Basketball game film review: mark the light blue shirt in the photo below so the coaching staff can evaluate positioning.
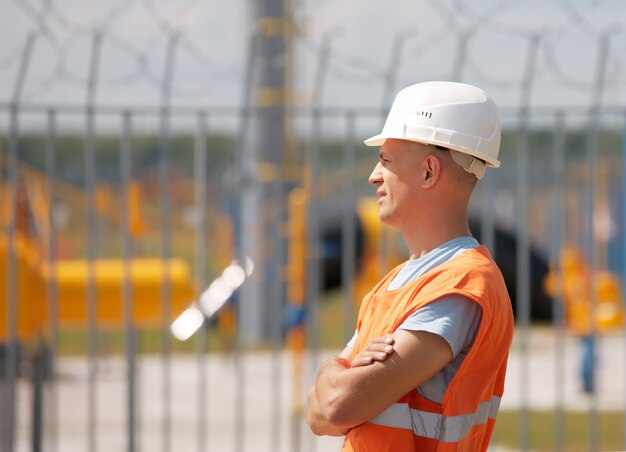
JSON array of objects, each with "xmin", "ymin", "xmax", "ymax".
[{"xmin": 347, "ymin": 236, "xmax": 483, "ymax": 404}]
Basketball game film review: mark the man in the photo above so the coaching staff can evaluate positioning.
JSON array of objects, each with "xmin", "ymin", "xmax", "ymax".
[{"xmin": 307, "ymin": 81, "xmax": 514, "ymax": 451}]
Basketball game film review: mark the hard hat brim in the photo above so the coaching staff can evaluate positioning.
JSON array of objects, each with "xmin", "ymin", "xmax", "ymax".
[{"xmin": 363, "ymin": 134, "xmax": 386, "ymax": 147}]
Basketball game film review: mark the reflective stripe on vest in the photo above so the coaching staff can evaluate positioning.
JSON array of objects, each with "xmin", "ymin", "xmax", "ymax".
[{"xmin": 368, "ymin": 395, "xmax": 502, "ymax": 442}]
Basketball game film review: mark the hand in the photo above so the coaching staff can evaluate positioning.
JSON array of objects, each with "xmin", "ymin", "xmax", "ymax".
[{"xmin": 350, "ymin": 335, "xmax": 395, "ymax": 367}]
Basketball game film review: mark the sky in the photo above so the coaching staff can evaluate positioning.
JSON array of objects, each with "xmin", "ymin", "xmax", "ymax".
[{"xmin": 1, "ymin": 0, "xmax": 626, "ymax": 129}]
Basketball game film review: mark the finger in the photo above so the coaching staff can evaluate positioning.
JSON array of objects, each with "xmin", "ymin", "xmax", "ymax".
[
  {"xmin": 369, "ymin": 335, "xmax": 394, "ymax": 345},
  {"xmin": 352, "ymin": 351, "xmax": 390, "ymax": 366},
  {"xmin": 362, "ymin": 343, "xmax": 391, "ymax": 354},
  {"xmin": 364, "ymin": 340, "xmax": 396, "ymax": 355},
  {"xmin": 350, "ymin": 355, "xmax": 373, "ymax": 367}
]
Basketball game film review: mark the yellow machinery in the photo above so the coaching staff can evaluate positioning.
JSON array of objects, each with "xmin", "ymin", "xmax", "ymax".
[
  {"xmin": 0, "ymin": 157, "xmax": 196, "ymax": 344},
  {"xmin": 49, "ymin": 258, "xmax": 194, "ymax": 328},
  {"xmin": 0, "ymin": 233, "xmax": 196, "ymax": 343},
  {"xmin": 544, "ymin": 247, "xmax": 624, "ymax": 334}
]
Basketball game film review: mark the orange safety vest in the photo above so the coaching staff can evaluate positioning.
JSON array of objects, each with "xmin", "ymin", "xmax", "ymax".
[{"xmin": 343, "ymin": 246, "xmax": 514, "ymax": 452}]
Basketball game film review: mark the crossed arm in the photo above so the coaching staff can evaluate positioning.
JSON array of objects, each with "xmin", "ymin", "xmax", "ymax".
[{"xmin": 306, "ymin": 329, "xmax": 454, "ymax": 436}]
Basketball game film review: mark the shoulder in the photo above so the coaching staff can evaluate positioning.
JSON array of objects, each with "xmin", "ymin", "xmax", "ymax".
[{"xmin": 430, "ymin": 246, "xmax": 508, "ymax": 299}]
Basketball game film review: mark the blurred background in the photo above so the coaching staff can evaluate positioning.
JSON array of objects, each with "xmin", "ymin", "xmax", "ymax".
[{"xmin": 1, "ymin": 0, "xmax": 626, "ymax": 451}]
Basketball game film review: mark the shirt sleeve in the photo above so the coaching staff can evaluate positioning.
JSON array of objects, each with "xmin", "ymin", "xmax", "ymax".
[
  {"xmin": 397, "ymin": 295, "xmax": 482, "ymax": 358},
  {"xmin": 346, "ymin": 330, "xmax": 357, "ymax": 349}
]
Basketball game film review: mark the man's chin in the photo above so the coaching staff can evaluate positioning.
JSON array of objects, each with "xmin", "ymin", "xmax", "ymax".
[
  {"xmin": 378, "ymin": 213, "xmax": 393, "ymax": 226},
  {"xmin": 378, "ymin": 211, "xmax": 402, "ymax": 230}
]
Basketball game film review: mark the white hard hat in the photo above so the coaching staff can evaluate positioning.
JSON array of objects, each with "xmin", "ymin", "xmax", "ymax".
[{"xmin": 364, "ymin": 81, "xmax": 501, "ymax": 179}]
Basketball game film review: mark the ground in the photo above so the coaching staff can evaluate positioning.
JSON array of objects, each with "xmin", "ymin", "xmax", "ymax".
[{"xmin": 12, "ymin": 326, "xmax": 626, "ymax": 451}]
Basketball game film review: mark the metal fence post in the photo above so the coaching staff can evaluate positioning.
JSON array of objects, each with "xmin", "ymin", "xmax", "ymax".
[
  {"xmin": 341, "ymin": 111, "xmax": 357, "ymax": 344},
  {"xmin": 622, "ymin": 108, "xmax": 626, "ymax": 452},
  {"xmin": 120, "ymin": 110, "xmax": 137, "ymax": 452},
  {"xmin": 84, "ymin": 30, "xmax": 103, "ymax": 452},
  {"xmin": 2, "ymin": 102, "xmax": 19, "ymax": 452},
  {"xmin": 159, "ymin": 31, "xmax": 180, "ymax": 452},
  {"xmin": 44, "ymin": 107, "xmax": 59, "ymax": 452},
  {"xmin": 304, "ymin": 108, "xmax": 322, "ymax": 452},
  {"xmin": 516, "ymin": 34, "xmax": 540, "ymax": 452},
  {"xmin": 550, "ymin": 110, "xmax": 566, "ymax": 452},
  {"xmin": 194, "ymin": 111, "xmax": 208, "ymax": 452}
]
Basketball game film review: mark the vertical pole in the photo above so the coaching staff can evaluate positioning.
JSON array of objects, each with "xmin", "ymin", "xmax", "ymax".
[
  {"xmin": 45, "ymin": 108, "xmax": 59, "ymax": 452},
  {"xmin": 304, "ymin": 109, "xmax": 321, "ymax": 452},
  {"xmin": 287, "ymin": 187, "xmax": 307, "ymax": 452},
  {"xmin": 266, "ymin": 88, "xmax": 286, "ymax": 452},
  {"xmin": 311, "ymin": 33, "xmax": 333, "ymax": 110},
  {"xmin": 247, "ymin": 0, "xmax": 291, "ymax": 343},
  {"xmin": 159, "ymin": 31, "xmax": 179, "ymax": 452},
  {"xmin": 306, "ymin": 108, "xmax": 321, "ymax": 364},
  {"xmin": 586, "ymin": 108, "xmax": 600, "ymax": 452},
  {"xmin": 194, "ymin": 112, "xmax": 208, "ymax": 452},
  {"xmin": 551, "ymin": 111, "xmax": 566, "ymax": 452},
  {"xmin": 516, "ymin": 33, "xmax": 540, "ymax": 452},
  {"xmin": 622, "ymin": 109, "xmax": 626, "ymax": 452},
  {"xmin": 120, "ymin": 110, "xmax": 137, "ymax": 452},
  {"xmin": 586, "ymin": 32, "xmax": 610, "ymax": 452},
  {"xmin": 2, "ymin": 29, "xmax": 37, "ymax": 452},
  {"xmin": 381, "ymin": 30, "xmax": 412, "ymax": 110},
  {"xmin": 301, "ymin": 26, "xmax": 331, "ymax": 452},
  {"xmin": 515, "ymin": 108, "xmax": 531, "ymax": 452},
  {"xmin": 234, "ymin": 29, "xmax": 259, "ymax": 452},
  {"xmin": 11, "ymin": 32, "xmax": 37, "ymax": 104},
  {"xmin": 32, "ymin": 339, "xmax": 44, "ymax": 452},
  {"xmin": 451, "ymin": 29, "xmax": 472, "ymax": 82},
  {"xmin": 341, "ymin": 112, "xmax": 357, "ymax": 344},
  {"xmin": 3, "ymin": 103, "xmax": 19, "ymax": 452},
  {"xmin": 84, "ymin": 31, "xmax": 103, "ymax": 452},
  {"xmin": 269, "ymin": 138, "xmax": 284, "ymax": 452}
]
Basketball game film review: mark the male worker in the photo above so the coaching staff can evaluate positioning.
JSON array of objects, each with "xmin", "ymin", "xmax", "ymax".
[{"xmin": 307, "ymin": 81, "xmax": 514, "ymax": 451}]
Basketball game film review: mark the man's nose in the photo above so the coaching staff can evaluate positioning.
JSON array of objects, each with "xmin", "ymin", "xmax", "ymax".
[{"xmin": 368, "ymin": 162, "xmax": 382, "ymax": 185}]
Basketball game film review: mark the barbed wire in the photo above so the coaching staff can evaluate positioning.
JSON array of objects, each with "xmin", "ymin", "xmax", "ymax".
[
  {"xmin": 448, "ymin": 0, "xmax": 532, "ymax": 37},
  {"xmin": 0, "ymin": 44, "xmax": 26, "ymax": 74},
  {"xmin": 541, "ymin": 38, "xmax": 592, "ymax": 92},
  {"xmin": 142, "ymin": 0, "xmax": 202, "ymax": 35},
  {"xmin": 557, "ymin": 0, "xmax": 601, "ymax": 36},
  {"xmin": 406, "ymin": 1, "xmax": 456, "ymax": 58},
  {"xmin": 463, "ymin": 53, "xmax": 521, "ymax": 90},
  {"xmin": 12, "ymin": 0, "xmax": 54, "ymax": 36},
  {"xmin": 13, "ymin": 0, "xmax": 246, "ymax": 103},
  {"xmin": 2, "ymin": 0, "xmax": 626, "ymax": 107},
  {"xmin": 298, "ymin": 33, "xmax": 387, "ymax": 85}
]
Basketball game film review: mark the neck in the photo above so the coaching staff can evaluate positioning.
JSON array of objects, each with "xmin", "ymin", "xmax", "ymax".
[{"xmin": 401, "ymin": 208, "xmax": 472, "ymax": 259}]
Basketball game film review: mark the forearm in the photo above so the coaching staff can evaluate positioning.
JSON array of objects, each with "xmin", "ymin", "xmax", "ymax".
[
  {"xmin": 313, "ymin": 356, "xmax": 370, "ymax": 428},
  {"xmin": 312, "ymin": 330, "xmax": 453, "ymax": 428},
  {"xmin": 306, "ymin": 348, "xmax": 356, "ymax": 436},
  {"xmin": 306, "ymin": 384, "xmax": 350, "ymax": 436}
]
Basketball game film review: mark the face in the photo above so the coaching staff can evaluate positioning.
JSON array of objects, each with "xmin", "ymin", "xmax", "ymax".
[{"xmin": 368, "ymin": 139, "xmax": 429, "ymax": 228}]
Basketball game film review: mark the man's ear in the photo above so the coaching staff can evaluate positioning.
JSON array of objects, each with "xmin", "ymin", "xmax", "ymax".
[{"xmin": 422, "ymin": 155, "xmax": 441, "ymax": 188}]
